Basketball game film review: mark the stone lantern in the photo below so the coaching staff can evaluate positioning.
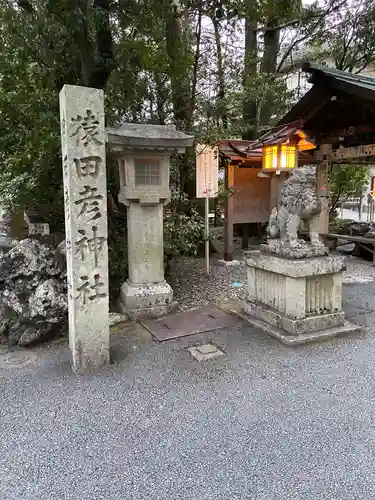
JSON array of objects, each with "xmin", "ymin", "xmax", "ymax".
[{"xmin": 107, "ymin": 123, "xmax": 194, "ymax": 319}]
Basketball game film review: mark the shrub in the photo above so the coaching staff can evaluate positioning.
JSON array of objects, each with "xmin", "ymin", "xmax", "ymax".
[{"xmin": 164, "ymin": 208, "xmax": 206, "ymax": 257}]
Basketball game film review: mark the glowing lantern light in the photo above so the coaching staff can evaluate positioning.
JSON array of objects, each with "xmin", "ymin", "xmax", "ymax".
[
  {"xmin": 262, "ymin": 143, "xmax": 298, "ymax": 172},
  {"xmin": 255, "ymin": 126, "xmax": 316, "ymax": 174}
]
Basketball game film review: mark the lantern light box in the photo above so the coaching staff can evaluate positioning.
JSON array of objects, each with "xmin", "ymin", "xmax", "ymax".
[
  {"xmin": 262, "ymin": 129, "xmax": 315, "ymax": 173},
  {"xmin": 245, "ymin": 123, "xmax": 316, "ymax": 174}
]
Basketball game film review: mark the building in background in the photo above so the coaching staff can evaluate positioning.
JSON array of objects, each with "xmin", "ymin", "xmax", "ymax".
[{"xmin": 282, "ymin": 48, "xmax": 375, "ymax": 219}]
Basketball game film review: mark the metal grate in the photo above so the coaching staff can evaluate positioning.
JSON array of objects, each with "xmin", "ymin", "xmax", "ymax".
[
  {"xmin": 134, "ymin": 159, "xmax": 160, "ymax": 186},
  {"xmin": 141, "ymin": 305, "xmax": 242, "ymax": 341}
]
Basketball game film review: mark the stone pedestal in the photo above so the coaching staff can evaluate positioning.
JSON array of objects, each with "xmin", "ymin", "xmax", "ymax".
[{"xmin": 244, "ymin": 251, "xmax": 360, "ymax": 345}]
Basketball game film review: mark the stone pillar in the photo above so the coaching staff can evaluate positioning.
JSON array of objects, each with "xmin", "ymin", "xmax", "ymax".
[
  {"xmin": 120, "ymin": 201, "xmax": 173, "ymax": 319},
  {"xmin": 59, "ymin": 85, "xmax": 109, "ymax": 372},
  {"xmin": 316, "ymin": 144, "xmax": 332, "ymax": 234},
  {"xmin": 127, "ymin": 204, "xmax": 164, "ymax": 284}
]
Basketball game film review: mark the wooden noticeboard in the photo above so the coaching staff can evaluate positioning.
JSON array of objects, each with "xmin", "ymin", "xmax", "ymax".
[
  {"xmin": 196, "ymin": 144, "xmax": 219, "ymax": 198},
  {"xmin": 195, "ymin": 144, "xmax": 219, "ymax": 276}
]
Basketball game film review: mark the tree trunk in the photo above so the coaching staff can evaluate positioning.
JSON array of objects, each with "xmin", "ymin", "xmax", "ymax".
[
  {"xmin": 212, "ymin": 16, "xmax": 227, "ymax": 130},
  {"xmin": 90, "ymin": 0, "xmax": 114, "ymax": 89},
  {"xmin": 165, "ymin": 6, "xmax": 191, "ymax": 132},
  {"xmin": 243, "ymin": 18, "xmax": 258, "ymax": 139},
  {"xmin": 73, "ymin": 1, "xmax": 94, "ymax": 86},
  {"xmin": 165, "ymin": 3, "xmax": 201, "ymax": 196},
  {"xmin": 49, "ymin": 0, "xmax": 114, "ymax": 90},
  {"xmin": 155, "ymin": 73, "xmax": 168, "ymax": 125},
  {"xmin": 258, "ymin": 19, "xmax": 280, "ymax": 128}
]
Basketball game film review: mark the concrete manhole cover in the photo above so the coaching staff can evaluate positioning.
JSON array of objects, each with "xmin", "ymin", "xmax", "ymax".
[
  {"xmin": 0, "ymin": 351, "xmax": 39, "ymax": 369},
  {"xmin": 188, "ymin": 343, "xmax": 225, "ymax": 362}
]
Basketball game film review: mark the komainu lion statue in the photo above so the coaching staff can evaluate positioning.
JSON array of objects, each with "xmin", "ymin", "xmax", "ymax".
[{"xmin": 267, "ymin": 165, "xmax": 326, "ymax": 253}]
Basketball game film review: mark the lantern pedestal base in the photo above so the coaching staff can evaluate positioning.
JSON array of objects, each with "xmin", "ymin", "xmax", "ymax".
[{"xmin": 119, "ymin": 280, "xmax": 175, "ymax": 320}]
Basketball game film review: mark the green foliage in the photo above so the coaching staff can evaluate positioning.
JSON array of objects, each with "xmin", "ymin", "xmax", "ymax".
[
  {"xmin": 0, "ymin": 16, "xmax": 64, "ymax": 227},
  {"xmin": 329, "ymin": 218, "xmax": 356, "ymax": 234},
  {"xmin": 1, "ymin": 0, "xmax": 375, "ymax": 283},
  {"xmin": 164, "ymin": 208, "xmax": 206, "ymax": 257},
  {"xmin": 257, "ymin": 0, "xmax": 302, "ymax": 24},
  {"xmin": 108, "ymin": 231, "xmax": 128, "ymax": 300},
  {"xmin": 329, "ymin": 164, "xmax": 369, "ymax": 214},
  {"xmin": 217, "ymin": 185, "xmax": 237, "ymax": 202}
]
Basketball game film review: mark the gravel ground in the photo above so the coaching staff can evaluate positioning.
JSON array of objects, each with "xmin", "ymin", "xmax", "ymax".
[
  {"xmin": 1, "ymin": 280, "xmax": 375, "ymax": 500},
  {"xmin": 3, "ymin": 234, "xmax": 375, "ymax": 499},
  {"xmin": 168, "ymin": 235, "xmax": 375, "ymax": 311}
]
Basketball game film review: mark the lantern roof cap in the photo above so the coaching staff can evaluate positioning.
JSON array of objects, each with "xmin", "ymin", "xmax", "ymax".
[
  {"xmin": 106, "ymin": 122, "xmax": 194, "ymax": 151},
  {"xmin": 246, "ymin": 120, "xmax": 316, "ymax": 153}
]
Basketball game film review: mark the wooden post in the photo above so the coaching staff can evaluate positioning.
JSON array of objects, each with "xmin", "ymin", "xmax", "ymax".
[
  {"xmin": 204, "ymin": 196, "xmax": 210, "ymax": 275},
  {"xmin": 224, "ymin": 163, "xmax": 234, "ymax": 261},
  {"xmin": 316, "ymin": 144, "xmax": 332, "ymax": 234},
  {"xmin": 241, "ymin": 223, "xmax": 249, "ymax": 250},
  {"xmin": 270, "ymin": 172, "xmax": 285, "ymax": 210}
]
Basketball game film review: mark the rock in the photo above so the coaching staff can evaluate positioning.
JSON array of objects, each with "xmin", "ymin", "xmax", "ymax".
[
  {"xmin": 28, "ymin": 232, "xmax": 65, "ymax": 249},
  {"xmin": 349, "ymin": 222, "xmax": 372, "ymax": 236},
  {"xmin": 28, "ymin": 279, "xmax": 67, "ymax": 321},
  {"xmin": 0, "ymin": 234, "xmax": 18, "ymax": 252},
  {"xmin": 0, "ymin": 238, "xmax": 68, "ymax": 347},
  {"xmin": 352, "ymin": 229, "xmax": 375, "ymax": 260},
  {"xmin": 56, "ymin": 240, "xmax": 66, "ymax": 257},
  {"xmin": 0, "ymin": 239, "xmax": 63, "ymax": 283},
  {"xmin": 336, "ymin": 243, "xmax": 356, "ymax": 255},
  {"xmin": 109, "ymin": 312, "xmax": 129, "ymax": 327},
  {"xmin": 7, "ymin": 322, "xmax": 28, "ymax": 346},
  {"xmin": 18, "ymin": 321, "xmax": 66, "ymax": 347}
]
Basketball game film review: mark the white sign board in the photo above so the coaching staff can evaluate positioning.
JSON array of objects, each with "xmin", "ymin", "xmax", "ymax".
[{"xmin": 196, "ymin": 144, "xmax": 219, "ymax": 198}]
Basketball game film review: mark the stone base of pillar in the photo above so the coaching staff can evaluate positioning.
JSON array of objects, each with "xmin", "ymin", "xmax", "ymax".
[
  {"xmin": 243, "ymin": 251, "xmax": 360, "ymax": 345},
  {"xmin": 119, "ymin": 280, "xmax": 175, "ymax": 320},
  {"xmin": 72, "ymin": 341, "xmax": 110, "ymax": 373}
]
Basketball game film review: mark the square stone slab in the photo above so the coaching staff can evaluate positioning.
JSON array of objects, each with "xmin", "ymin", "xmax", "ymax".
[
  {"xmin": 242, "ymin": 313, "xmax": 361, "ymax": 346},
  {"xmin": 188, "ymin": 344, "xmax": 225, "ymax": 362},
  {"xmin": 141, "ymin": 305, "xmax": 241, "ymax": 341},
  {"xmin": 196, "ymin": 344, "xmax": 217, "ymax": 354}
]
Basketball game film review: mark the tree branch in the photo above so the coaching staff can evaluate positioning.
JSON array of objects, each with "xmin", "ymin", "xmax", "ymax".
[
  {"xmin": 277, "ymin": 15, "xmax": 325, "ymax": 72},
  {"xmin": 17, "ymin": 0, "xmax": 33, "ymax": 13},
  {"xmin": 277, "ymin": 18, "xmax": 348, "ymax": 74},
  {"xmin": 257, "ymin": 0, "xmax": 347, "ymax": 33}
]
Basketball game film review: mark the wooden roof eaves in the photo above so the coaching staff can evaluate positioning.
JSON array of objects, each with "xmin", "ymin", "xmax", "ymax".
[
  {"xmin": 304, "ymin": 62, "xmax": 375, "ymax": 89},
  {"xmin": 325, "ymin": 76, "xmax": 375, "ymax": 104},
  {"xmin": 228, "ymin": 140, "xmax": 248, "ymax": 157},
  {"xmin": 278, "ymin": 85, "xmax": 332, "ymax": 125}
]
